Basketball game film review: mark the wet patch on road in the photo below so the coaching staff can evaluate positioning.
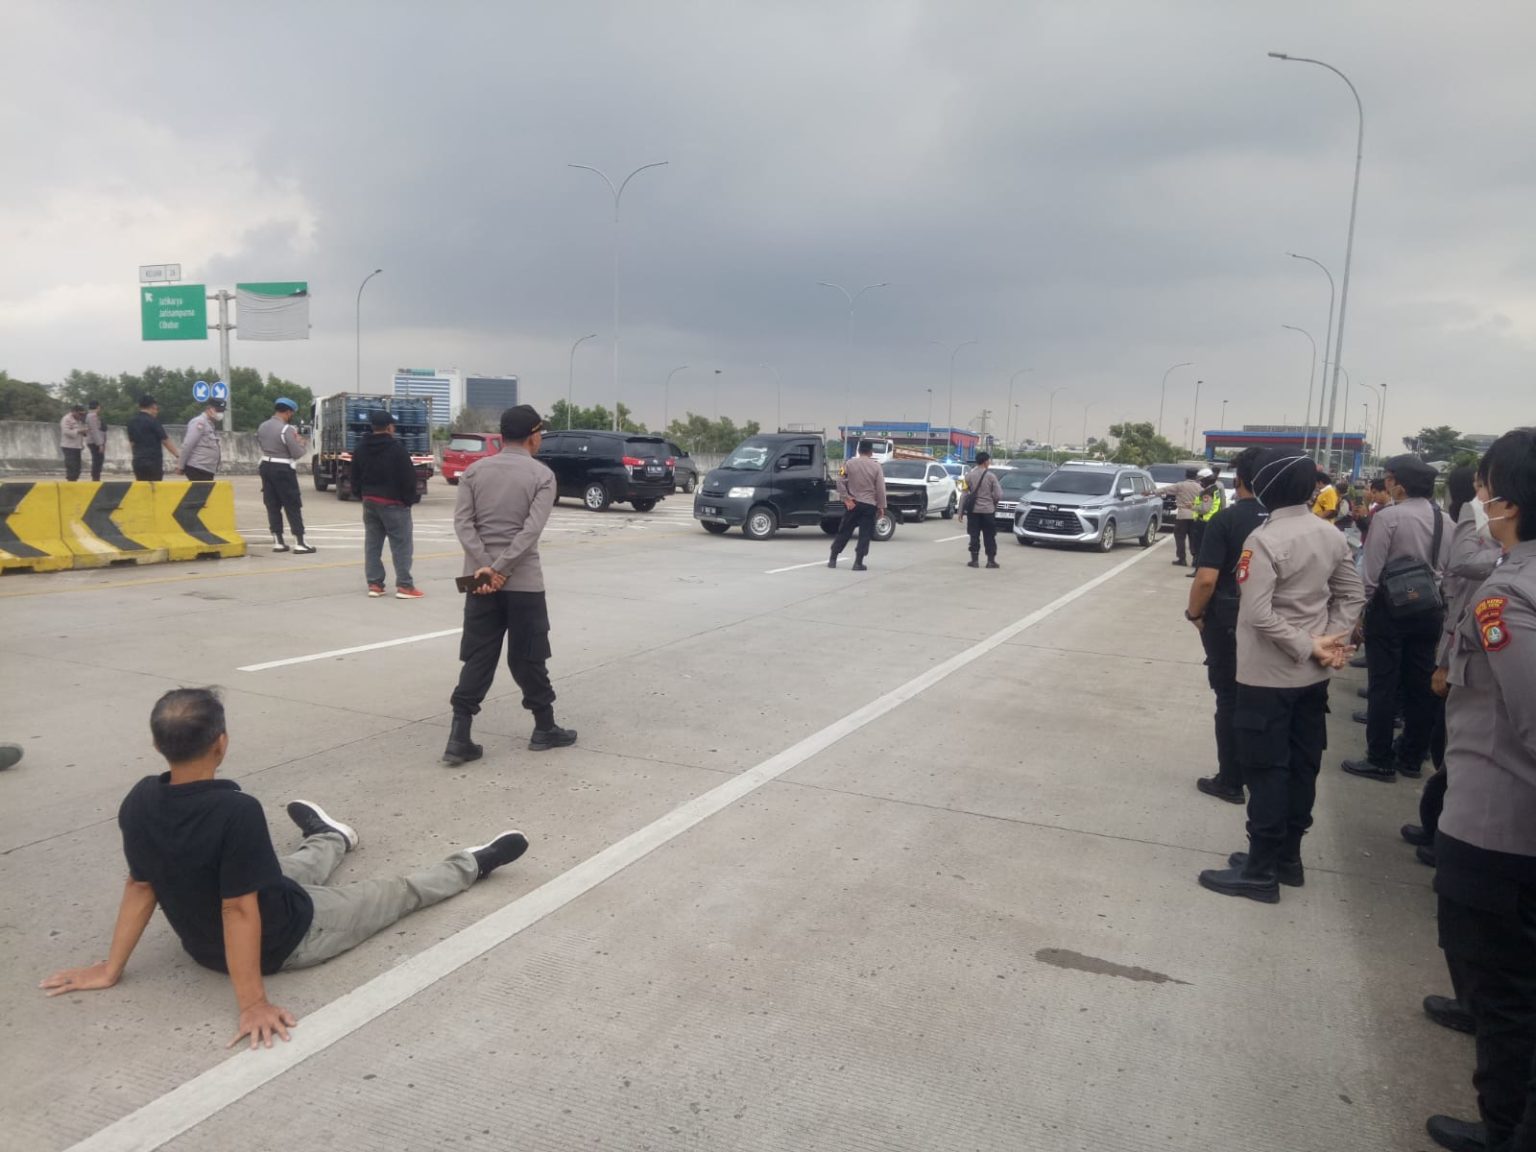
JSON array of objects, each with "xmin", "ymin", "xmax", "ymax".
[{"xmin": 1035, "ymin": 947, "xmax": 1189, "ymax": 985}]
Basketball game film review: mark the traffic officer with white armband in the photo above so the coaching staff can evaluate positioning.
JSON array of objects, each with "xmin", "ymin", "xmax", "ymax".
[
  {"xmin": 1198, "ymin": 451, "xmax": 1365, "ymax": 904},
  {"xmin": 256, "ymin": 398, "xmax": 312, "ymax": 553},
  {"xmin": 1427, "ymin": 428, "xmax": 1536, "ymax": 1152}
]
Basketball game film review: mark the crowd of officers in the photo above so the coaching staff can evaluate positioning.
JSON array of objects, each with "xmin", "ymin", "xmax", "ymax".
[{"xmin": 1182, "ymin": 431, "xmax": 1536, "ymax": 1152}]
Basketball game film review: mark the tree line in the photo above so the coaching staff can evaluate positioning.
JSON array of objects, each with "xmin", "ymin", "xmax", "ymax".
[{"xmin": 0, "ymin": 367, "xmax": 313, "ymax": 431}]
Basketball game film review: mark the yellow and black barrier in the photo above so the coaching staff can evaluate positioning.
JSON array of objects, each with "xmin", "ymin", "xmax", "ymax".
[
  {"xmin": 0, "ymin": 480, "xmax": 246, "ymax": 574},
  {"xmin": 0, "ymin": 482, "xmax": 75, "ymax": 573}
]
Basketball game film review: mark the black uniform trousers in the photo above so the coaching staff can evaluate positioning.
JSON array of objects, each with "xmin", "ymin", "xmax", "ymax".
[
  {"xmin": 1363, "ymin": 601, "xmax": 1442, "ymax": 769},
  {"xmin": 450, "ymin": 590, "xmax": 557, "ymax": 729},
  {"xmin": 967, "ymin": 512, "xmax": 998, "ymax": 559},
  {"xmin": 132, "ymin": 459, "xmax": 164, "ymax": 481},
  {"xmin": 1235, "ymin": 680, "xmax": 1329, "ymax": 873},
  {"xmin": 1189, "ymin": 518, "xmax": 1208, "ymax": 563},
  {"xmin": 1200, "ymin": 618, "xmax": 1241, "ymax": 792},
  {"xmin": 830, "ymin": 502, "xmax": 877, "ymax": 563},
  {"xmin": 183, "ymin": 466, "xmax": 216, "ymax": 482},
  {"xmin": 88, "ymin": 444, "xmax": 104, "ymax": 481},
  {"xmin": 259, "ymin": 461, "xmax": 306, "ymax": 540},
  {"xmin": 1437, "ymin": 835, "xmax": 1536, "ymax": 1151},
  {"xmin": 1172, "ymin": 518, "xmax": 1193, "ymax": 564},
  {"xmin": 61, "ymin": 447, "xmax": 82, "ymax": 481}
]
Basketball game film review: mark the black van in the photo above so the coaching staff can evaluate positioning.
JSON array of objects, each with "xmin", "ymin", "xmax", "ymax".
[
  {"xmin": 537, "ymin": 431, "xmax": 674, "ymax": 511},
  {"xmin": 694, "ymin": 434, "xmax": 896, "ymax": 541}
]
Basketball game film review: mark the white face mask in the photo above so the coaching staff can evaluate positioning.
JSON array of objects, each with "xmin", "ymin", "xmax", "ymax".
[{"xmin": 1478, "ymin": 497, "xmax": 1516, "ymax": 545}]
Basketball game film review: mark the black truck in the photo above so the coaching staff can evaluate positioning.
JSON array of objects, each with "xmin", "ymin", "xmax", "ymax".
[{"xmin": 693, "ymin": 433, "xmax": 897, "ymax": 542}]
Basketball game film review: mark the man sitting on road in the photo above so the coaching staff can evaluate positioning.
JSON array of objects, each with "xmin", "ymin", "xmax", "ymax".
[
  {"xmin": 828, "ymin": 440, "xmax": 887, "ymax": 572},
  {"xmin": 40, "ymin": 687, "xmax": 529, "ymax": 1049}
]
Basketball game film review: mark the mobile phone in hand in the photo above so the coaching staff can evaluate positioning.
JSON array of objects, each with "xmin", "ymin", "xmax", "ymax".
[{"xmin": 455, "ymin": 573, "xmax": 493, "ymax": 593}]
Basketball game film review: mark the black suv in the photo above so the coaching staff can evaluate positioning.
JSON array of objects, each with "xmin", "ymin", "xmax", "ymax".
[
  {"xmin": 537, "ymin": 431, "xmax": 675, "ymax": 511},
  {"xmin": 666, "ymin": 441, "xmax": 700, "ymax": 494}
]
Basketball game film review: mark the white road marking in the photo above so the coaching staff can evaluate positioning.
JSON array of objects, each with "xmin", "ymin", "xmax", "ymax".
[
  {"xmin": 237, "ymin": 629, "xmax": 463, "ymax": 672},
  {"xmin": 932, "ymin": 533, "xmax": 969, "ymax": 543},
  {"xmin": 65, "ymin": 542, "xmax": 1162, "ymax": 1152},
  {"xmin": 765, "ymin": 560, "xmax": 833, "ymax": 574}
]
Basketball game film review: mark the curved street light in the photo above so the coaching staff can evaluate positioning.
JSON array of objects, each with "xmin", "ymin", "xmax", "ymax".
[
  {"xmin": 1271, "ymin": 53, "xmax": 1364, "ymax": 478},
  {"xmin": 355, "ymin": 268, "xmax": 384, "ymax": 392},
  {"xmin": 567, "ymin": 333, "xmax": 599, "ymax": 428},
  {"xmin": 1287, "ymin": 254, "xmax": 1335, "ymax": 455},
  {"xmin": 569, "ymin": 161, "xmax": 670, "ymax": 430},
  {"xmin": 818, "ymin": 281, "xmax": 889, "ymax": 443},
  {"xmin": 1158, "ymin": 361, "xmax": 1191, "ymax": 437},
  {"xmin": 1357, "ymin": 381, "xmax": 1379, "ymax": 466},
  {"xmin": 1281, "ymin": 324, "xmax": 1318, "ymax": 455},
  {"xmin": 1006, "ymin": 368, "xmax": 1032, "ymax": 450},
  {"xmin": 929, "ymin": 339, "xmax": 979, "ymax": 456},
  {"xmin": 663, "ymin": 364, "xmax": 689, "ymax": 433}
]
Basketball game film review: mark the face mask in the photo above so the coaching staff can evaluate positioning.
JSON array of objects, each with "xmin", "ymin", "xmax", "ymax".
[{"xmin": 1473, "ymin": 497, "xmax": 1493, "ymax": 541}]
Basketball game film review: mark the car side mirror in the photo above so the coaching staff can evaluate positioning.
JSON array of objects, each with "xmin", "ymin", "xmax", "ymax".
[{"xmin": 1030, "ymin": 481, "xmax": 1041, "ymax": 489}]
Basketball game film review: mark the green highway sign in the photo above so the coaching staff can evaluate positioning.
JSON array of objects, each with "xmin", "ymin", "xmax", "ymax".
[{"xmin": 140, "ymin": 284, "xmax": 208, "ymax": 341}]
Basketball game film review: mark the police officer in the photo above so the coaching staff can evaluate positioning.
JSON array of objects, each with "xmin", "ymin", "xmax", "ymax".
[
  {"xmin": 1198, "ymin": 451, "xmax": 1365, "ymax": 903},
  {"xmin": 964, "ymin": 451, "xmax": 1003, "ymax": 569},
  {"xmin": 256, "ymin": 398, "xmax": 313, "ymax": 553},
  {"xmin": 85, "ymin": 400, "xmax": 107, "ymax": 482},
  {"xmin": 828, "ymin": 440, "xmax": 887, "ymax": 572},
  {"xmin": 1187, "ymin": 466, "xmax": 1226, "ymax": 578},
  {"xmin": 1159, "ymin": 467, "xmax": 1202, "ymax": 567},
  {"xmin": 180, "ymin": 398, "xmax": 225, "ymax": 481},
  {"xmin": 1342, "ymin": 454, "xmax": 1450, "ymax": 782},
  {"xmin": 1427, "ymin": 428, "xmax": 1536, "ymax": 1152},
  {"xmin": 1185, "ymin": 448, "xmax": 1267, "ymax": 804},
  {"xmin": 443, "ymin": 404, "xmax": 575, "ymax": 765},
  {"xmin": 59, "ymin": 403, "xmax": 88, "ymax": 481}
]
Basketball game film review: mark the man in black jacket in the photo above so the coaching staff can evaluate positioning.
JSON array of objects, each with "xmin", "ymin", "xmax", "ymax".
[{"xmin": 351, "ymin": 409, "xmax": 422, "ymax": 599}]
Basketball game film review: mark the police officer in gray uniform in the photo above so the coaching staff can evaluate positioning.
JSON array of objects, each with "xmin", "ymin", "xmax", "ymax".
[
  {"xmin": 1198, "ymin": 451, "xmax": 1365, "ymax": 903},
  {"xmin": 1427, "ymin": 428, "xmax": 1536, "ymax": 1152},
  {"xmin": 828, "ymin": 440, "xmax": 887, "ymax": 571},
  {"xmin": 443, "ymin": 405, "xmax": 575, "ymax": 765},
  {"xmin": 180, "ymin": 398, "xmax": 225, "ymax": 481},
  {"xmin": 256, "ymin": 398, "xmax": 312, "ymax": 553}
]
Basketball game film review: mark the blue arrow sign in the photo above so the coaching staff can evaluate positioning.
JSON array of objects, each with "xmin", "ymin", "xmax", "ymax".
[
  {"xmin": 211, "ymin": 380, "xmax": 228, "ymax": 400},
  {"xmin": 192, "ymin": 379, "xmax": 210, "ymax": 402}
]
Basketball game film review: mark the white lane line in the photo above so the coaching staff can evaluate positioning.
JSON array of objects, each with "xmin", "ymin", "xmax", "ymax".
[
  {"xmin": 932, "ymin": 533, "xmax": 968, "ymax": 543},
  {"xmin": 765, "ymin": 560, "xmax": 833, "ymax": 574},
  {"xmin": 238, "ymin": 629, "xmax": 463, "ymax": 672},
  {"xmin": 66, "ymin": 542, "xmax": 1162, "ymax": 1152}
]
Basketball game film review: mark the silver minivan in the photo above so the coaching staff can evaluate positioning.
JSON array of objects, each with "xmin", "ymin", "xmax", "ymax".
[{"xmin": 1014, "ymin": 463, "xmax": 1162, "ymax": 551}]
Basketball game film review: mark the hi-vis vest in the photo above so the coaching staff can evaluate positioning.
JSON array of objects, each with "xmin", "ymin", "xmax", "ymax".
[{"xmin": 1195, "ymin": 485, "xmax": 1225, "ymax": 522}]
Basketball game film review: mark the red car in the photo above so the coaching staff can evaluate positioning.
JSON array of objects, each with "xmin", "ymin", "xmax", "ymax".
[{"xmin": 441, "ymin": 433, "xmax": 504, "ymax": 484}]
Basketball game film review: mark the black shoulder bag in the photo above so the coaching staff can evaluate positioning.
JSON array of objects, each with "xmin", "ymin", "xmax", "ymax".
[{"xmin": 1378, "ymin": 504, "xmax": 1445, "ymax": 621}]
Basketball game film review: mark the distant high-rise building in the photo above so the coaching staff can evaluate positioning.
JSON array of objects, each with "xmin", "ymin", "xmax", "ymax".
[
  {"xmin": 392, "ymin": 368, "xmax": 519, "ymax": 426},
  {"xmin": 465, "ymin": 375, "xmax": 519, "ymax": 414}
]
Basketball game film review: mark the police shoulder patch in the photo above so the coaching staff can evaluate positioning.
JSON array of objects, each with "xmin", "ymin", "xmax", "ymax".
[
  {"xmin": 1478, "ymin": 597, "xmax": 1511, "ymax": 652},
  {"xmin": 1236, "ymin": 549, "xmax": 1253, "ymax": 584}
]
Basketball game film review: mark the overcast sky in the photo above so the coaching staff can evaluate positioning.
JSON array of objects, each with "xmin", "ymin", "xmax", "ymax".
[{"xmin": 3, "ymin": 1, "xmax": 1532, "ymax": 449}]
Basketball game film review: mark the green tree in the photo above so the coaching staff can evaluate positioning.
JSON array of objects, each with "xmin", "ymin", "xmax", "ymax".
[
  {"xmin": 55, "ymin": 365, "xmax": 311, "ymax": 430},
  {"xmin": 546, "ymin": 399, "xmax": 646, "ymax": 434},
  {"xmin": 1106, "ymin": 421, "xmax": 1184, "ymax": 466},
  {"xmin": 663, "ymin": 411, "xmax": 762, "ymax": 455},
  {"xmin": 1415, "ymin": 425, "xmax": 1472, "ymax": 462},
  {"xmin": 0, "ymin": 371, "xmax": 65, "ymax": 421}
]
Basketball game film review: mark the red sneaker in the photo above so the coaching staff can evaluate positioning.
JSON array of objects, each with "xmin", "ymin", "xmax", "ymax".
[
  {"xmin": 395, "ymin": 586, "xmax": 425, "ymax": 599},
  {"xmin": 367, "ymin": 583, "xmax": 385, "ymax": 598}
]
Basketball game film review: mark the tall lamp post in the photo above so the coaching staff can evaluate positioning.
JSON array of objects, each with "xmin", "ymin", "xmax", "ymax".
[
  {"xmin": 663, "ymin": 364, "xmax": 688, "ymax": 433},
  {"xmin": 568, "ymin": 161, "xmax": 670, "ymax": 431},
  {"xmin": 1082, "ymin": 400, "xmax": 1099, "ymax": 457},
  {"xmin": 1190, "ymin": 379, "xmax": 1204, "ymax": 453},
  {"xmin": 355, "ymin": 268, "xmax": 383, "ymax": 392},
  {"xmin": 1357, "ymin": 382, "xmax": 1379, "ymax": 468},
  {"xmin": 1158, "ymin": 361, "xmax": 1191, "ymax": 437},
  {"xmin": 1007, "ymin": 368, "xmax": 1032, "ymax": 450},
  {"xmin": 1280, "ymin": 324, "xmax": 1318, "ymax": 456},
  {"xmin": 1220, "ymin": 399, "xmax": 1229, "ymax": 429},
  {"xmin": 567, "ymin": 332, "xmax": 599, "ymax": 428},
  {"xmin": 1287, "ymin": 254, "xmax": 1335, "ymax": 454},
  {"xmin": 1046, "ymin": 385, "xmax": 1068, "ymax": 463},
  {"xmin": 817, "ymin": 281, "xmax": 889, "ymax": 444},
  {"xmin": 929, "ymin": 339, "xmax": 979, "ymax": 457},
  {"xmin": 925, "ymin": 387, "xmax": 934, "ymax": 455},
  {"xmin": 1323, "ymin": 362, "xmax": 1352, "ymax": 474},
  {"xmin": 1377, "ymin": 382, "xmax": 1388, "ymax": 463},
  {"xmin": 1271, "ymin": 53, "xmax": 1365, "ymax": 481}
]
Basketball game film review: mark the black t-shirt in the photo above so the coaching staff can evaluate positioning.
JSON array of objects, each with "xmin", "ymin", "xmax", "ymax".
[
  {"xmin": 118, "ymin": 774, "xmax": 313, "ymax": 974},
  {"xmin": 126, "ymin": 412, "xmax": 167, "ymax": 463},
  {"xmin": 1197, "ymin": 497, "xmax": 1270, "ymax": 601}
]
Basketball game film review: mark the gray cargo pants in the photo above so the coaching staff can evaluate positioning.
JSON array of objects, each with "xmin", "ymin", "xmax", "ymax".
[{"xmin": 278, "ymin": 833, "xmax": 477, "ymax": 970}]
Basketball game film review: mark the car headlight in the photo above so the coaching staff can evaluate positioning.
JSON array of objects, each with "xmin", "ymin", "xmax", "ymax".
[{"xmin": 727, "ymin": 486, "xmax": 756, "ymax": 499}]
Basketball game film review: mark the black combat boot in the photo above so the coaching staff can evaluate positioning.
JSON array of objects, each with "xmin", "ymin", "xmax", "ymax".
[{"xmin": 442, "ymin": 715, "xmax": 483, "ymax": 766}]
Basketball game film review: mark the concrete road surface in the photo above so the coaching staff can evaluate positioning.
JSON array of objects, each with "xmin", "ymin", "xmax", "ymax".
[{"xmin": 0, "ymin": 478, "xmax": 1470, "ymax": 1151}]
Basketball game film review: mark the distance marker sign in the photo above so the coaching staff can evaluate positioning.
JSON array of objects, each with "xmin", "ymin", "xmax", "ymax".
[{"xmin": 140, "ymin": 285, "xmax": 207, "ymax": 341}]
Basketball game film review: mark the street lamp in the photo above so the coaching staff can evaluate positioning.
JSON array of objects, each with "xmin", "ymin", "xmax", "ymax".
[
  {"xmin": 1280, "ymin": 324, "xmax": 1318, "ymax": 456},
  {"xmin": 1323, "ymin": 362, "xmax": 1352, "ymax": 474},
  {"xmin": 1287, "ymin": 254, "xmax": 1335, "ymax": 454},
  {"xmin": 1082, "ymin": 400, "xmax": 1099, "ymax": 457},
  {"xmin": 1377, "ymin": 382, "xmax": 1388, "ymax": 465},
  {"xmin": 929, "ymin": 339, "xmax": 979, "ymax": 458},
  {"xmin": 1221, "ymin": 399, "xmax": 1229, "ymax": 428},
  {"xmin": 1190, "ymin": 379, "xmax": 1203, "ymax": 453},
  {"xmin": 355, "ymin": 268, "xmax": 383, "ymax": 392},
  {"xmin": 1046, "ymin": 385, "xmax": 1068, "ymax": 463},
  {"xmin": 663, "ymin": 365, "xmax": 688, "ymax": 433},
  {"xmin": 1007, "ymin": 368, "xmax": 1032, "ymax": 450},
  {"xmin": 1271, "ymin": 53, "xmax": 1365, "ymax": 479},
  {"xmin": 567, "ymin": 333, "xmax": 600, "ymax": 428},
  {"xmin": 1357, "ymin": 382, "xmax": 1379, "ymax": 467},
  {"xmin": 817, "ymin": 281, "xmax": 889, "ymax": 444},
  {"xmin": 761, "ymin": 363, "xmax": 782, "ymax": 432},
  {"xmin": 569, "ymin": 161, "xmax": 670, "ymax": 431},
  {"xmin": 713, "ymin": 369, "xmax": 722, "ymax": 424},
  {"xmin": 925, "ymin": 387, "xmax": 934, "ymax": 455},
  {"xmin": 1013, "ymin": 403, "xmax": 1021, "ymax": 453},
  {"xmin": 1158, "ymin": 361, "xmax": 1191, "ymax": 437}
]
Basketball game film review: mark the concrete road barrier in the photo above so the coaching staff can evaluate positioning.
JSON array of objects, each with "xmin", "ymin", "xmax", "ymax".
[
  {"xmin": 0, "ymin": 481, "xmax": 75, "ymax": 573},
  {"xmin": 57, "ymin": 480, "xmax": 169, "ymax": 568},
  {"xmin": 152, "ymin": 481, "xmax": 247, "ymax": 561}
]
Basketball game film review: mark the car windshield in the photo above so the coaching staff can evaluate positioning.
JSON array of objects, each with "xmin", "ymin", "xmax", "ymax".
[
  {"xmin": 1148, "ymin": 465, "xmax": 1188, "ymax": 484},
  {"xmin": 998, "ymin": 470, "xmax": 1043, "ymax": 492},
  {"xmin": 720, "ymin": 441, "xmax": 774, "ymax": 471},
  {"xmin": 882, "ymin": 461, "xmax": 927, "ymax": 479},
  {"xmin": 1038, "ymin": 470, "xmax": 1115, "ymax": 496},
  {"xmin": 448, "ymin": 436, "xmax": 486, "ymax": 451}
]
